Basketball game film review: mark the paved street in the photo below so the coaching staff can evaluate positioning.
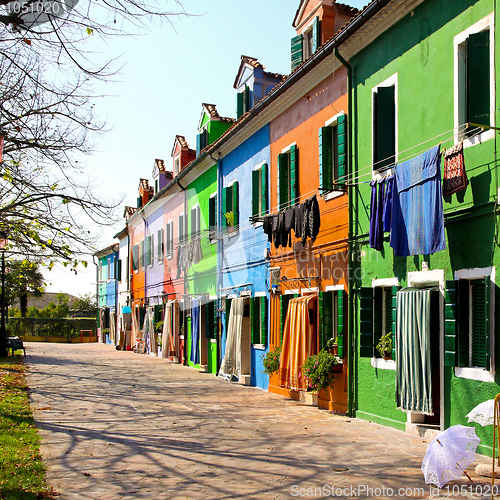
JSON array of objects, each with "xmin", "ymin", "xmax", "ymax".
[{"xmin": 24, "ymin": 343, "xmax": 489, "ymax": 500}]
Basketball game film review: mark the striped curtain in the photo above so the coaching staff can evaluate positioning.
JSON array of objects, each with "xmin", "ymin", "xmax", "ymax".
[
  {"xmin": 396, "ymin": 288, "xmax": 433, "ymax": 415},
  {"xmin": 279, "ymin": 295, "xmax": 317, "ymax": 391},
  {"xmin": 131, "ymin": 305, "xmax": 140, "ymax": 347},
  {"xmin": 219, "ymin": 297, "xmax": 245, "ymax": 380}
]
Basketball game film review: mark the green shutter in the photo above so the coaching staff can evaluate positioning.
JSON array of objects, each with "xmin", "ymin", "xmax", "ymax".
[
  {"xmin": 237, "ymin": 91, "xmax": 244, "ymax": 119},
  {"xmin": 373, "ymin": 287, "xmax": 383, "ymax": 357},
  {"xmin": 466, "ymin": 30, "xmax": 490, "ymax": 130},
  {"xmin": 209, "ymin": 196, "xmax": 216, "ymax": 233},
  {"xmin": 290, "ymin": 145, "xmax": 298, "ymax": 207},
  {"xmin": 312, "ymin": 16, "xmax": 320, "ymax": 54},
  {"xmin": 261, "ymin": 163, "xmax": 268, "ymax": 215},
  {"xmin": 337, "ymin": 290, "xmax": 345, "ymax": 358},
  {"xmin": 278, "ymin": 153, "xmax": 289, "ymax": 211},
  {"xmin": 206, "ymin": 301, "xmax": 213, "ymax": 339},
  {"xmin": 244, "ymin": 85, "xmax": 250, "ymax": 112},
  {"xmin": 251, "ymin": 298, "xmax": 258, "ymax": 344},
  {"xmin": 280, "ymin": 295, "xmax": 291, "ymax": 344},
  {"xmin": 318, "ymin": 291, "xmax": 333, "ymax": 350},
  {"xmin": 359, "ymin": 287, "xmax": 374, "ymax": 357},
  {"xmin": 225, "ymin": 299, "xmax": 231, "ymax": 337},
  {"xmin": 260, "ymin": 296, "xmax": 267, "ymax": 345},
  {"xmin": 291, "ymin": 34, "xmax": 303, "ymax": 71},
  {"xmin": 117, "ymin": 259, "xmax": 122, "ymax": 281},
  {"xmin": 137, "ymin": 197, "xmax": 141, "ymax": 208},
  {"xmin": 337, "ymin": 114, "xmax": 347, "ymax": 187},
  {"xmin": 471, "ymin": 278, "xmax": 490, "ymax": 369},
  {"xmin": 319, "ymin": 126, "xmax": 333, "ymax": 190},
  {"xmin": 373, "ymin": 86, "xmax": 396, "ymax": 170},
  {"xmin": 252, "ymin": 169, "xmax": 259, "ymax": 217},
  {"xmin": 232, "ymin": 181, "xmax": 239, "ymax": 227},
  {"xmin": 457, "ymin": 279, "xmax": 471, "ymax": 367},
  {"xmin": 444, "ymin": 281, "xmax": 458, "ymax": 367},
  {"xmin": 222, "ymin": 187, "xmax": 227, "ymax": 228}
]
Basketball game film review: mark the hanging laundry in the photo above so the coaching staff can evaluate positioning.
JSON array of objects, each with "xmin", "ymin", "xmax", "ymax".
[
  {"xmin": 294, "ymin": 203, "xmax": 304, "ymax": 239},
  {"xmin": 443, "ymin": 141, "xmax": 467, "ymax": 196},
  {"xmin": 369, "ymin": 180, "xmax": 384, "ymax": 251},
  {"xmin": 382, "ymin": 175, "xmax": 395, "ymax": 233},
  {"xmin": 273, "ymin": 211, "xmax": 285, "ymax": 248},
  {"xmin": 284, "ymin": 207, "xmax": 295, "ymax": 247},
  {"xmin": 301, "ymin": 195, "xmax": 321, "ymax": 246},
  {"xmin": 263, "ymin": 215, "xmax": 273, "ymax": 243},
  {"xmin": 390, "ymin": 145, "xmax": 445, "ymax": 257},
  {"xmin": 192, "ymin": 238, "xmax": 203, "ymax": 265}
]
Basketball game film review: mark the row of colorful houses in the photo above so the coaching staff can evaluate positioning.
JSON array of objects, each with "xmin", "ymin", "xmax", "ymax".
[{"xmin": 95, "ymin": 0, "xmax": 500, "ymax": 456}]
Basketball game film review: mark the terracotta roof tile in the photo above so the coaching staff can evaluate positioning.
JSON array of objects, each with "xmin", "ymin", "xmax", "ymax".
[
  {"xmin": 139, "ymin": 178, "xmax": 150, "ymax": 190},
  {"xmin": 176, "ymin": 135, "xmax": 190, "ymax": 149},
  {"xmin": 202, "ymin": 103, "xmax": 220, "ymax": 118},
  {"xmin": 155, "ymin": 159, "xmax": 166, "ymax": 173},
  {"xmin": 241, "ymin": 55, "xmax": 264, "ymax": 69},
  {"xmin": 124, "ymin": 206, "xmax": 137, "ymax": 218}
]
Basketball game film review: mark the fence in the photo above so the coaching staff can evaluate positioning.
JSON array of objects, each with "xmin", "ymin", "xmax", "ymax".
[{"xmin": 8, "ymin": 317, "xmax": 97, "ymax": 339}]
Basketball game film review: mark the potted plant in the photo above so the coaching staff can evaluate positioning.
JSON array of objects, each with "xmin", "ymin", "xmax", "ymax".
[
  {"xmin": 262, "ymin": 346, "xmax": 281, "ymax": 376},
  {"xmin": 300, "ymin": 349, "xmax": 340, "ymax": 405},
  {"xmin": 326, "ymin": 338, "xmax": 338, "ymax": 356},
  {"xmin": 376, "ymin": 332, "xmax": 393, "ymax": 359}
]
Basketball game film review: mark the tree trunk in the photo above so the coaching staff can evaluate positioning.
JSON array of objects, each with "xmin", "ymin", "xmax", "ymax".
[{"xmin": 20, "ymin": 294, "xmax": 28, "ymax": 318}]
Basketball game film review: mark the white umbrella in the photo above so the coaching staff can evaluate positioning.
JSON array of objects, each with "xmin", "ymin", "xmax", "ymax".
[
  {"xmin": 467, "ymin": 399, "xmax": 498, "ymax": 427},
  {"xmin": 421, "ymin": 424, "xmax": 480, "ymax": 488}
]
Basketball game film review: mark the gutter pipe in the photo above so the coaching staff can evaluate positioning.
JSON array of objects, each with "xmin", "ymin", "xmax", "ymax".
[{"xmin": 333, "ymin": 47, "xmax": 355, "ymax": 418}]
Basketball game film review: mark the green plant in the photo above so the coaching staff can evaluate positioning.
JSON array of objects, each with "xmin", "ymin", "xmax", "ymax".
[
  {"xmin": 300, "ymin": 349, "xmax": 340, "ymax": 393},
  {"xmin": 262, "ymin": 346, "xmax": 281, "ymax": 376},
  {"xmin": 326, "ymin": 338, "xmax": 338, "ymax": 350},
  {"xmin": 154, "ymin": 320, "xmax": 164, "ymax": 333},
  {"xmin": 376, "ymin": 333, "xmax": 393, "ymax": 358},
  {"xmin": 224, "ymin": 211, "xmax": 235, "ymax": 227}
]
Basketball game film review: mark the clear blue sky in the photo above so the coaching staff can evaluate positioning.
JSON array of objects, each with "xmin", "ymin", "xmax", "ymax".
[{"xmin": 44, "ymin": 0, "xmax": 369, "ymax": 297}]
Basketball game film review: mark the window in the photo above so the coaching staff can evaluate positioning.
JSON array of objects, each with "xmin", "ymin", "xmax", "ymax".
[
  {"xmin": 444, "ymin": 277, "xmax": 491, "ymax": 370},
  {"xmin": 222, "ymin": 181, "xmax": 239, "ymax": 229},
  {"xmin": 139, "ymin": 241, "xmax": 144, "ymax": 269},
  {"xmin": 319, "ymin": 290, "xmax": 345, "ymax": 358},
  {"xmin": 178, "ymin": 213, "xmax": 186, "ymax": 244},
  {"xmin": 196, "ymin": 129, "xmax": 208, "ymax": 156},
  {"xmin": 132, "ymin": 244, "xmax": 139, "ymax": 271},
  {"xmin": 252, "ymin": 163, "xmax": 268, "ymax": 219},
  {"xmin": 191, "ymin": 205, "xmax": 201, "ymax": 239},
  {"xmin": 237, "ymin": 85, "xmax": 251, "ymax": 119},
  {"xmin": 290, "ymin": 17, "xmax": 320, "ymax": 71},
  {"xmin": 107, "ymin": 257, "xmax": 112, "ymax": 280},
  {"xmin": 372, "ymin": 76, "xmax": 397, "ymax": 171},
  {"xmin": 208, "ymin": 194, "xmax": 217, "ymax": 241},
  {"xmin": 455, "ymin": 15, "xmax": 494, "ymax": 142},
  {"xmin": 117, "ymin": 259, "xmax": 122, "ymax": 282},
  {"xmin": 319, "ymin": 114, "xmax": 347, "ymax": 191},
  {"xmin": 251, "ymin": 296, "xmax": 268, "ymax": 345},
  {"xmin": 359, "ymin": 286, "xmax": 397, "ymax": 358},
  {"xmin": 145, "ymin": 235, "xmax": 153, "ymax": 267},
  {"xmin": 278, "ymin": 145, "xmax": 298, "ymax": 210},
  {"xmin": 174, "ymin": 158, "xmax": 180, "ymax": 176},
  {"xmin": 157, "ymin": 228, "xmax": 164, "ymax": 264},
  {"xmin": 205, "ymin": 301, "xmax": 218, "ymax": 340},
  {"xmin": 166, "ymin": 220, "xmax": 173, "ymax": 259},
  {"xmin": 279, "ymin": 294, "xmax": 298, "ymax": 343}
]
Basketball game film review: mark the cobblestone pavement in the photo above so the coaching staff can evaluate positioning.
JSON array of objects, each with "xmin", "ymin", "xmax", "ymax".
[{"xmin": 24, "ymin": 342, "xmax": 491, "ymax": 500}]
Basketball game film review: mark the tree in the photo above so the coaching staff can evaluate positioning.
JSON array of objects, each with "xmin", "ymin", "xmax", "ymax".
[
  {"xmin": 5, "ymin": 259, "xmax": 45, "ymax": 317},
  {"xmin": 0, "ymin": 0, "xmax": 191, "ymax": 264},
  {"xmin": 71, "ymin": 292, "xmax": 97, "ymax": 318}
]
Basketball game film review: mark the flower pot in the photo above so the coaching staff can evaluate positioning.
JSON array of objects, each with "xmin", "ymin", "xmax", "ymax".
[{"xmin": 300, "ymin": 391, "xmax": 318, "ymax": 406}]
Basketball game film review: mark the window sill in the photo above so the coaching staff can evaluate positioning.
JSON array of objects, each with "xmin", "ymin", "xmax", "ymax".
[
  {"xmin": 454, "ymin": 366, "xmax": 494, "ymax": 382},
  {"xmin": 252, "ymin": 344, "xmax": 266, "ymax": 351},
  {"xmin": 324, "ymin": 190, "xmax": 345, "ymax": 201},
  {"xmin": 370, "ymin": 357, "xmax": 396, "ymax": 370}
]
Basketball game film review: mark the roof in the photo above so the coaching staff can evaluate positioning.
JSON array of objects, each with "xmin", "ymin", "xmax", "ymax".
[
  {"xmin": 94, "ymin": 243, "xmax": 119, "ymax": 258},
  {"xmin": 293, "ymin": 0, "xmax": 359, "ymax": 28},
  {"xmin": 201, "ymin": 103, "xmax": 235, "ymax": 125},
  {"xmin": 124, "ymin": 206, "xmax": 137, "ymax": 219},
  {"xmin": 241, "ymin": 55, "xmax": 264, "ymax": 69},
  {"xmin": 113, "ymin": 226, "xmax": 128, "ymax": 240},
  {"xmin": 139, "ymin": 178, "xmax": 150, "ymax": 190},
  {"xmin": 233, "ymin": 55, "xmax": 286, "ymax": 89},
  {"xmin": 171, "ymin": 135, "xmax": 194, "ymax": 157}
]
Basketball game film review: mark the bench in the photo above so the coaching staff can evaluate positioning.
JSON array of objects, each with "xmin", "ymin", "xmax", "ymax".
[{"xmin": 7, "ymin": 336, "xmax": 26, "ymax": 356}]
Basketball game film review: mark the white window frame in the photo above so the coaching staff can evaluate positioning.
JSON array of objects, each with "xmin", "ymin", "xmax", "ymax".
[
  {"xmin": 191, "ymin": 203, "xmax": 201, "ymax": 239},
  {"xmin": 157, "ymin": 227, "xmax": 164, "ymax": 265},
  {"xmin": 252, "ymin": 162, "xmax": 267, "ymax": 226},
  {"xmin": 279, "ymin": 143, "xmax": 297, "ymax": 207},
  {"xmin": 454, "ymin": 13, "xmax": 495, "ymax": 147},
  {"xmin": 371, "ymin": 73, "xmax": 398, "ymax": 180},
  {"xmin": 301, "ymin": 18, "xmax": 316, "ymax": 60},
  {"xmin": 178, "ymin": 212, "xmax": 185, "ymax": 244},
  {"xmin": 209, "ymin": 192, "xmax": 217, "ymax": 242},
  {"xmin": 453, "ymin": 266, "xmax": 495, "ymax": 382}
]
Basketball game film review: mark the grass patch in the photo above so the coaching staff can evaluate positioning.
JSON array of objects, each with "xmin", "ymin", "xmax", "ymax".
[{"xmin": 0, "ymin": 357, "xmax": 56, "ymax": 499}]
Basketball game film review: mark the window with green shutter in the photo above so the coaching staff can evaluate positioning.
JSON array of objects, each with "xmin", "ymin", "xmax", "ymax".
[
  {"xmin": 139, "ymin": 241, "xmax": 144, "ymax": 269},
  {"xmin": 237, "ymin": 85, "xmax": 251, "ymax": 119},
  {"xmin": 291, "ymin": 34, "xmax": 303, "ymax": 71},
  {"xmin": 191, "ymin": 205, "xmax": 200, "ymax": 239},
  {"xmin": 311, "ymin": 17, "xmax": 321, "ymax": 54},
  {"xmin": 132, "ymin": 245, "xmax": 139, "ymax": 271},
  {"xmin": 165, "ymin": 221, "xmax": 173, "ymax": 259},
  {"xmin": 205, "ymin": 301, "xmax": 217, "ymax": 340},
  {"xmin": 278, "ymin": 147, "xmax": 298, "ymax": 211},
  {"xmin": 223, "ymin": 183, "xmax": 239, "ymax": 229},
  {"xmin": 359, "ymin": 286, "xmax": 397, "ymax": 358},
  {"xmin": 251, "ymin": 163, "xmax": 268, "ymax": 219},
  {"xmin": 319, "ymin": 114, "xmax": 347, "ymax": 192},
  {"xmin": 251, "ymin": 296, "xmax": 268, "ymax": 345},
  {"xmin": 196, "ymin": 129, "xmax": 208, "ymax": 156},
  {"xmin": 157, "ymin": 228, "xmax": 164, "ymax": 263},
  {"xmin": 465, "ymin": 30, "xmax": 490, "ymax": 135},
  {"xmin": 208, "ymin": 194, "xmax": 217, "ymax": 241},
  {"xmin": 117, "ymin": 259, "xmax": 122, "ymax": 282},
  {"xmin": 373, "ymin": 85, "xmax": 396, "ymax": 171}
]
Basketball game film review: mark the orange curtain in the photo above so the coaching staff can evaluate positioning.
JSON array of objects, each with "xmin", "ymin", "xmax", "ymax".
[{"xmin": 279, "ymin": 295, "xmax": 317, "ymax": 391}]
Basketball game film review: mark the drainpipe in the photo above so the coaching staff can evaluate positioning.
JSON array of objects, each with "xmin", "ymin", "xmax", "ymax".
[
  {"xmin": 140, "ymin": 212, "xmax": 148, "ymax": 309},
  {"xmin": 210, "ymin": 153, "xmax": 222, "ymax": 375},
  {"xmin": 334, "ymin": 47, "xmax": 355, "ymax": 418},
  {"xmin": 175, "ymin": 176, "xmax": 188, "ymax": 365},
  {"xmin": 93, "ymin": 254, "xmax": 99, "ymax": 340}
]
